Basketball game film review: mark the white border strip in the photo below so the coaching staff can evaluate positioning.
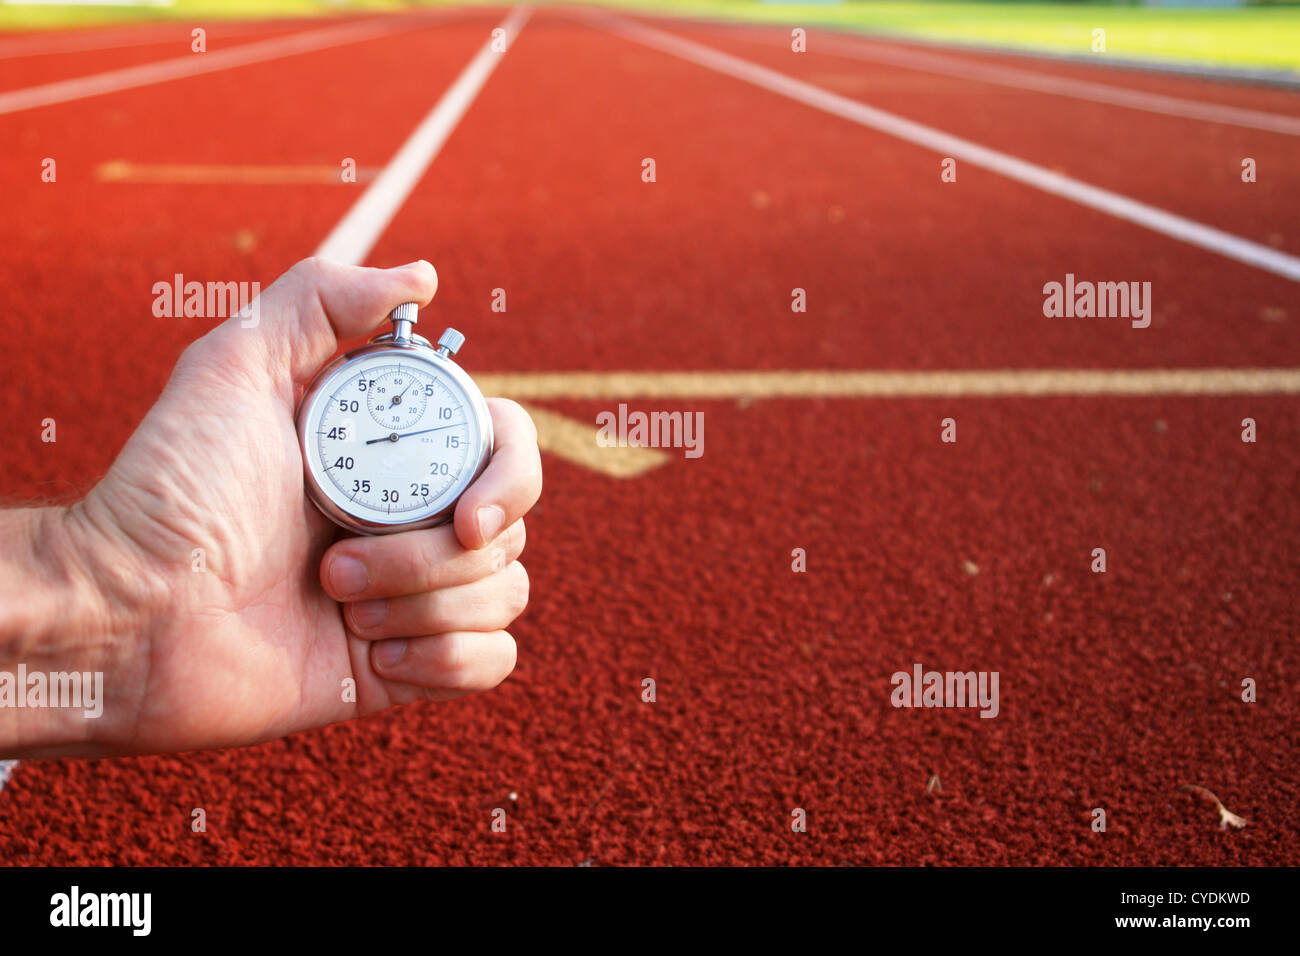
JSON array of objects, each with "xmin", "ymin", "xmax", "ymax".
[
  {"xmin": 314, "ymin": 5, "xmax": 533, "ymax": 265},
  {"xmin": 598, "ymin": 15, "xmax": 1300, "ymax": 284},
  {"xmin": 0, "ymin": 17, "xmax": 416, "ymax": 116}
]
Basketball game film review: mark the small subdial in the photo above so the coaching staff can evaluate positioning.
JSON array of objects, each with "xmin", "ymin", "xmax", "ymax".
[{"xmin": 365, "ymin": 368, "xmax": 429, "ymax": 430}]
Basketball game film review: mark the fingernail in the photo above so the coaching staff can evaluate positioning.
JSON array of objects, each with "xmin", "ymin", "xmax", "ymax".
[
  {"xmin": 477, "ymin": 505, "xmax": 506, "ymax": 544},
  {"xmin": 349, "ymin": 599, "xmax": 387, "ymax": 630},
  {"xmin": 330, "ymin": 555, "xmax": 369, "ymax": 598},
  {"xmin": 375, "ymin": 638, "xmax": 408, "ymax": 671}
]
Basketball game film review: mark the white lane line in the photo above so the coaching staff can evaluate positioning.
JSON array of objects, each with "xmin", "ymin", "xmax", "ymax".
[
  {"xmin": 0, "ymin": 20, "xmax": 301, "ymax": 61},
  {"xmin": 806, "ymin": 32, "xmax": 1300, "ymax": 137},
  {"xmin": 477, "ymin": 368, "xmax": 1300, "ymax": 399},
  {"xmin": 315, "ymin": 5, "xmax": 532, "ymax": 265},
  {"xmin": 598, "ymin": 15, "xmax": 1300, "ymax": 284},
  {"xmin": 0, "ymin": 23, "xmax": 193, "ymax": 59},
  {"xmin": 0, "ymin": 17, "xmax": 419, "ymax": 116}
]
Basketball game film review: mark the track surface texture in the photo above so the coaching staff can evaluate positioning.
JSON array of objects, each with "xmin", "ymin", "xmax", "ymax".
[{"xmin": 0, "ymin": 6, "xmax": 1296, "ymax": 865}]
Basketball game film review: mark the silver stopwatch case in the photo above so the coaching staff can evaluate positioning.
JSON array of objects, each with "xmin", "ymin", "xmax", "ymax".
[{"xmin": 295, "ymin": 304, "xmax": 494, "ymax": 536}]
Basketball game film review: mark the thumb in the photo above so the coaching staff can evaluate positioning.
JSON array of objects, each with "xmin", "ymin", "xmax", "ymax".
[{"xmin": 218, "ymin": 257, "xmax": 439, "ymax": 386}]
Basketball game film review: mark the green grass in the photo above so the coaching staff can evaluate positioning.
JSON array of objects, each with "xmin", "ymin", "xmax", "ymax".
[
  {"xmin": 581, "ymin": 1, "xmax": 1300, "ymax": 72},
  {"xmin": 2, "ymin": 1, "xmax": 1298, "ymax": 74}
]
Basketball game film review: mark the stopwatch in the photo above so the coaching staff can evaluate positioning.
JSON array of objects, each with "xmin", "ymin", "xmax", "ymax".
[{"xmin": 296, "ymin": 302, "xmax": 493, "ymax": 535}]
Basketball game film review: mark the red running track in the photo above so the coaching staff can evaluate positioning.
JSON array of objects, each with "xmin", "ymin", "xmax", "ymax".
[{"xmin": 0, "ymin": 6, "xmax": 1296, "ymax": 865}]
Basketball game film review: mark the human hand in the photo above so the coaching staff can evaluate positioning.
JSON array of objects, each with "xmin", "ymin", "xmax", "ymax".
[{"xmin": 2, "ymin": 258, "xmax": 540, "ymax": 757}]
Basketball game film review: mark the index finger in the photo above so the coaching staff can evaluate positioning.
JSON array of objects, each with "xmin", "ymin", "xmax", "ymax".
[{"xmin": 453, "ymin": 398, "xmax": 542, "ymax": 550}]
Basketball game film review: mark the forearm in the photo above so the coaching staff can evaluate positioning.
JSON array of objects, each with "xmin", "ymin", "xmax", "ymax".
[{"xmin": 0, "ymin": 506, "xmax": 138, "ymax": 757}]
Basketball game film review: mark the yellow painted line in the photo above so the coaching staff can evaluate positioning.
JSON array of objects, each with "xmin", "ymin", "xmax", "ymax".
[
  {"xmin": 480, "ymin": 368, "xmax": 1300, "ymax": 400},
  {"xmin": 502, "ymin": 367, "xmax": 1300, "ymax": 478},
  {"xmin": 95, "ymin": 161, "xmax": 378, "ymax": 184},
  {"xmin": 519, "ymin": 402, "xmax": 670, "ymax": 479}
]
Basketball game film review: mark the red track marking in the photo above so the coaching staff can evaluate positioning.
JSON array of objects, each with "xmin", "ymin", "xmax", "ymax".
[
  {"xmin": 0, "ymin": 8, "xmax": 1295, "ymax": 865},
  {"xmin": 642, "ymin": 17, "xmax": 1300, "ymax": 257}
]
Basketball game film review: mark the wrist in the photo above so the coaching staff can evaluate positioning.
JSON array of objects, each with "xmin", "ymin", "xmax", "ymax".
[{"xmin": 0, "ymin": 504, "xmax": 159, "ymax": 756}]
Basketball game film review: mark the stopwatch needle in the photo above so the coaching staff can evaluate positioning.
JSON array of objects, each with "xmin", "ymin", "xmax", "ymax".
[
  {"xmin": 365, "ymin": 424, "xmax": 459, "ymax": 445},
  {"xmin": 390, "ymin": 382, "xmax": 416, "ymax": 407}
]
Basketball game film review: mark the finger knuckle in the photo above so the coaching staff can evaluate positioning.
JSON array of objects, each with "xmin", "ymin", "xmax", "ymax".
[
  {"xmin": 503, "ymin": 519, "xmax": 527, "ymax": 561},
  {"xmin": 392, "ymin": 540, "xmax": 438, "ymax": 592},
  {"xmin": 494, "ymin": 398, "xmax": 539, "ymax": 443},
  {"xmin": 437, "ymin": 635, "xmax": 476, "ymax": 691},
  {"xmin": 406, "ymin": 589, "xmax": 441, "ymax": 633},
  {"xmin": 505, "ymin": 562, "xmax": 530, "ymax": 617},
  {"xmin": 290, "ymin": 256, "xmax": 326, "ymax": 281},
  {"xmin": 496, "ymin": 634, "xmax": 518, "ymax": 683},
  {"xmin": 517, "ymin": 405, "xmax": 540, "ymax": 444}
]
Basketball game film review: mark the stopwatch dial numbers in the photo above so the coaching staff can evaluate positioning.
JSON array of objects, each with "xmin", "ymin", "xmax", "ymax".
[
  {"xmin": 365, "ymin": 368, "xmax": 429, "ymax": 430},
  {"xmin": 314, "ymin": 361, "xmax": 475, "ymax": 520}
]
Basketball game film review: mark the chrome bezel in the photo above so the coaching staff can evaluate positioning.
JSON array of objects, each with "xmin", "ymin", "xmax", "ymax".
[{"xmin": 295, "ymin": 337, "xmax": 493, "ymax": 536}]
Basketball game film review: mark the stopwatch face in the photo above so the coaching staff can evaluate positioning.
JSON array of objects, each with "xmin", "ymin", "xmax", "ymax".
[{"xmin": 297, "ymin": 346, "xmax": 491, "ymax": 534}]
